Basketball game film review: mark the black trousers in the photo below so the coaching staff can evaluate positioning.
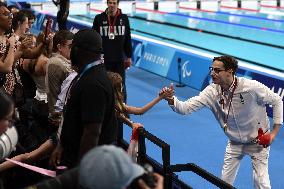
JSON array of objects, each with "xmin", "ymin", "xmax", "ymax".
[{"xmin": 57, "ymin": 10, "xmax": 69, "ymax": 31}]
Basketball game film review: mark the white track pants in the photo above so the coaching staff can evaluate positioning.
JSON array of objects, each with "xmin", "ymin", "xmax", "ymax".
[{"xmin": 221, "ymin": 141, "xmax": 271, "ymax": 189}]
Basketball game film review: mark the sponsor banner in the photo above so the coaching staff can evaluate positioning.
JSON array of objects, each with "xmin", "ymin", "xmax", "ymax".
[
  {"xmin": 132, "ymin": 39, "xmax": 144, "ymax": 68},
  {"xmin": 167, "ymin": 51, "xmax": 211, "ymax": 90},
  {"xmin": 136, "ymin": 42, "xmax": 174, "ymax": 77},
  {"xmin": 132, "ymin": 38, "xmax": 211, "ymax": 90}
]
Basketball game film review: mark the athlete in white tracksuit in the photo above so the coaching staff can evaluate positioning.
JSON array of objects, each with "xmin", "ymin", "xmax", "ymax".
[{"xmin": 164, "ymin": 56, "xmax": 283, "ymax": 189}]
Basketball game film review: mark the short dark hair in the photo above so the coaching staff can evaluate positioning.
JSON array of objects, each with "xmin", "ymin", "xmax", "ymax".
[
  {"xmin": 213, "ymin": 55, "xmax": 238, "ymax": 75},
  {"xmin": 52, "ymin": 30, "xmax": 74, "ymax": 52},
  {"xmin": 12, "ymin": 11, "xmax": 28, "ymax": 31},
  {"xmin": 21, "ymin": 9, "xmax": 36, "ymax": 20},
  {"xmin": 107, "ymin": 0, "xmax": 119, "ymax": 4}
]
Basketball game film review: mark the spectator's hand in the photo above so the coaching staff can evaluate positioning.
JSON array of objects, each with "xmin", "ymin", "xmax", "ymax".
[
  {"xmin": 124, "ymin": 58, "xmax": 132, "ymax": 70},
  {"xmin": 46, "ymin": 32, "xmax": 54, "ymax": 56},
  {"xmin": 36, "ymin": 32, "xmax": 46, "ymax": 44},
  {"xmin": 7, "ymin": 34, "xmax": 16, "ymax": 48},
  {"xmin": 138, "ymin": 173, "xmax": 164, "ymax": 189},
  {"xmin": 49, "ymin": 143, "xmax": 63, "ymax": 168},
  {"xmin": 20, "ymin": 35, "xmax": 33, "ymax": 49}
]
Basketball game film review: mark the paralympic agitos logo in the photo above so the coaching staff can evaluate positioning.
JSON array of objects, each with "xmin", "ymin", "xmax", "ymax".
[{"xmin": 181, "ymin": 60, "xmax": 192, "ymax": 78}]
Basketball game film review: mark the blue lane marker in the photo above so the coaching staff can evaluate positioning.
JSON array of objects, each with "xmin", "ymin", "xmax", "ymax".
[
  {"xmin": 168, "ymin": 12, "xmax": 284, "ymax": 34},
  {"xmin": 216, "ymin": 11, "xmax": 284, "ymax": 23}
]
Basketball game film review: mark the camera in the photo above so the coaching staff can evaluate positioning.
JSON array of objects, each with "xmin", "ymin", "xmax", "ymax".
[
  {"xmin": 129, "ymin": 164, "xmax": 157, "ymax": 189},
  {"xmin": 0, "ymin": 125, "xmax": 18, "ymax": 160}
]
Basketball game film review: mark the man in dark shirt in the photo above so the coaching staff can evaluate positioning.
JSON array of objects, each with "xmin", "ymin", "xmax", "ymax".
[
  {"xmin": 55, "ymin": 29, "xmax": 117, "ymax": 168},
  {"xmin": 92, "ymin": 0, "xmax": 132, "ymax": 101},
  {"xmin": 53, "ymin": 0, "xmax": 69, "ymax": 30}
]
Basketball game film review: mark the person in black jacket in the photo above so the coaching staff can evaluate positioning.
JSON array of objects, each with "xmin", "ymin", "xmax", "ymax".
[
  {"xmin": 53, "ymin": 0, "xmax": 69, "ymax": 30},
  {"xmin": 92, "ymin": 0, "xmax": 132, "ymax": 101}
]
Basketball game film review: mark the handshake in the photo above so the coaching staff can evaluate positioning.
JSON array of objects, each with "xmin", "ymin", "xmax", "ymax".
[
  {"xmin": 255, "ymin": 128, "xmax": 271, "ymax": 148},
  {"xmin": 159, "ymin": 83, "xmax": 175, "ymax": 102}
]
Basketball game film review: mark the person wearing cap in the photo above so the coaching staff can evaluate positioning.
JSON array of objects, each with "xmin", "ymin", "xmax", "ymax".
[
  {"xmin": 92, "ymin": 0, "xmax": 132, "ymax": 102},
  {"xmin": 79, "ymin": 145, "xmax": 164, "ymax": 189},
  {"xmin": 28, "ymin": 145, "xmax": 163, "ymax": 188},
  {"xmin": 53, "ymin": 29, "xmax": 117, "ymax": 168}
]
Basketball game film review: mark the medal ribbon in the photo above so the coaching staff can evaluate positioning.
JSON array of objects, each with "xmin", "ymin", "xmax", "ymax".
[
  {"xmin": 222, "ymin": 77, "xmax": 238, "ymax": 126},
  {"xmin": 107, "ymin": 9, "xmax": 120, "ymax": 33}
]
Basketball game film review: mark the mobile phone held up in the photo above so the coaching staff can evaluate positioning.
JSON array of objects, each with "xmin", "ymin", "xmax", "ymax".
[{"xmin": 44, "ymin": 17, "xmax": 52, "ymax": 42}]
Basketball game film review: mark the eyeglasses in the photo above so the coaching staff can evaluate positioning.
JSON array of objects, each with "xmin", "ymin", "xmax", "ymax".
[
  {"xmin": 0, "ymin": 12, "xmax": 13, "ymax": 19},
  {"xmin": 209, "ymin": 67, "xmax": 226, "ymax": 74}
]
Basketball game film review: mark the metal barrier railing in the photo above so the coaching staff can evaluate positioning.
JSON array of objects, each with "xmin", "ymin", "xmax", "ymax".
[
  {"xmin": 168, "ymin": 164, "xmax": 236, "ymax": 189},
  {"xmin": 135, "ymin": 128, "xmax": 234, "ymax": 189},
  {"xmin": 137, "ymin": 127, "xmax": 171, "ymax": 188},
  {"xmin": 132, "ymin": 127, "xmax": 236, "ymax": 189}
]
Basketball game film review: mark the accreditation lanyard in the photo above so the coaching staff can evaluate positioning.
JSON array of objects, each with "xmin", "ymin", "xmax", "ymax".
[
  {"xmin": 107, "ymin": 9, "xmax": 120, "ymax": 34},
  {"xmin": 221, "ymin": 77, "xmax": 237, "ymax": 131},
  {"xmin": 63, "ymin": 60, "xmax": 103, "ymax": 111}
]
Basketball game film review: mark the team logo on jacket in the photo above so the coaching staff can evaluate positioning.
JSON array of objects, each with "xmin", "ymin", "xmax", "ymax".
[{"xmin": 99, "ymin": 26, "xmax": 126, "ymax": 37}]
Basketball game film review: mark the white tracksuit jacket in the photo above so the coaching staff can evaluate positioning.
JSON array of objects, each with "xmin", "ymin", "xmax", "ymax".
[{"xmin": 171, "ymin": 77, "xmax": 283, "ymax": 144}]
